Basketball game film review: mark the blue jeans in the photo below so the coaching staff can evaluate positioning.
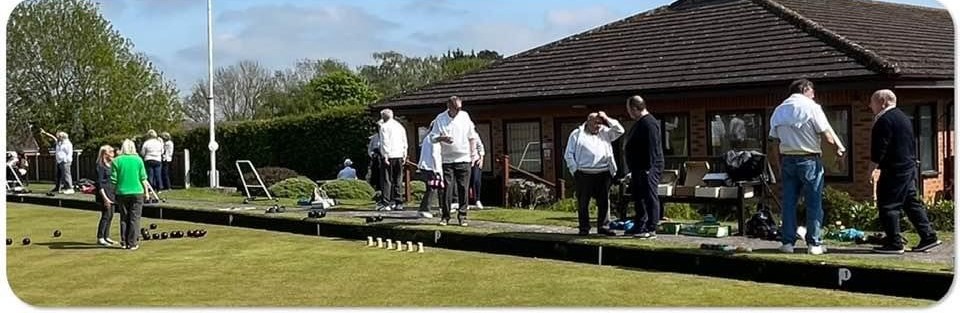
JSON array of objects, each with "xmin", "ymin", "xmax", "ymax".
[{"xmin": 780, "ymin": 156, "xmax": 824, "ymax": 246}]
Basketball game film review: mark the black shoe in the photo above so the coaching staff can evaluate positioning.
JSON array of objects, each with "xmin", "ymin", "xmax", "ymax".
[
  {"xmin": 873, "ymin": 244, "xmax": 905, "ymax": 254},
  {"xmin": 597, "ymin": 229, "xmax": 617, "ymax": 237},
  {"xmin": 457, "ymin": 212, "xmax": 468, "ymax": 227},
  {"xmin": 911, "ymin": 238, "xmax": 942, "ymax": 253},
  {"xmin": 577, "ymin": 230, "xmax": 589, "ymax": 236}
]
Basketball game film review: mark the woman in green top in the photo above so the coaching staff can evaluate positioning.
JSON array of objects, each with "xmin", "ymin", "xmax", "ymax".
[{"xmin": 111, "ymin": 139, "xmax": 152, "ymax": 250}]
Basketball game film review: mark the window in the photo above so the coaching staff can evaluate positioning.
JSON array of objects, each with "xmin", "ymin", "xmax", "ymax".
[
  {"xmin": 901, "ymin": 104, "xmax": 938, "ymax": 172},
  {"xmin": 822, "ymin": 107, "xmax": 852, "ymax": 178},
  {"xmin": 707, "ymin": 111, "xmax": 764, "ymax": 155},
  {"xmin": 475, "ymin": 123, "xmax": 492, "ymax": 172},
  {"xmin": 505, "ymin": 121, "xmax": 542, "ymax": 173},
  {"xmin": 661, "ymin": 115, "xmax": 689, "ymax": 157}
]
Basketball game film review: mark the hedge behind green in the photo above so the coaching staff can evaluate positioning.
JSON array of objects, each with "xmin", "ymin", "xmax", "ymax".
[
  {"xmin": 269, "ymin": 176, "xmax": 319, "ymax": 199},
  {"xmin": 175, "ymin": 105, "xmax": 375, "ymax": 187},
  {"xmin": 322, "ymin": 179, "xmax": 376, "ymax": 200}
]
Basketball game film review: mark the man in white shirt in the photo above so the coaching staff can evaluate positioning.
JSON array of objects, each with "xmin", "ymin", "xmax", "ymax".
[
  {"xmin": 378, "ymin": 109, "xmax": 408, "ymax": 211},
  {"xmin": 427, "ymin": 96, "xmax": 479, "ymax": 226},
  {"xmin": 564, "ymin": 111, "xmax": 624, "ymax": 236},
  {"xmin": 40, "ymin": 128, "xmax": 74, "ymax": 194},
  {"xmin": 768, "ymin": 79, "xmax": 845, "ymax": 255},
  {"xmin": 337, "ymin": 159, "xmax": 358, "ymax": 180}
]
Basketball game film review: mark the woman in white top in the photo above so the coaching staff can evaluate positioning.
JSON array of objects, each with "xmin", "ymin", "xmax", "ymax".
[
  {"xmin": 140, "ymin": 130, "xmax": 164, "ymax": 192},
  {"xmin": 160, "ymin": 132, "xmax": 174, "ymax": 190}
]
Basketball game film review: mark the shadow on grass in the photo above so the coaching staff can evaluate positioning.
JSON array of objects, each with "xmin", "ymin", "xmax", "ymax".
[
  {"xmin": 751, "ymin": 247, "xmax": 877, "ymax": 255},
  {"xmin": 35, "ymin": 241, "xmax": 119, "ymax": 250}
]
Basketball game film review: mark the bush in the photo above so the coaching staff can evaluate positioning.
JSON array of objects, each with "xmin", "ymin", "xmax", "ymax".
[
  {"xmin": 268, "ymin": 176, "xmax": 318, "ymax": 199},
  {"xmin": 243, "ymin": 167, "xmax": 300, "ymax": 190},
  {"xmin": 927, "ymin": 200, "xmax": 954, "ymax": 232},
  {"xmin": 176, "ymin": 105, "xmax": 376, "ymax": 187},
  {"xmin": 322, "ymin": 179, "xmax": 375, "ymax": 200},
  {"xmin": 665, "ymin": 203, "xmax": 701, "ymax": 221},
  {"xmin": 545, "ymin": 198, "xmax": 596, "ymax": 212},
  {"xmin": 820, "ymin": 187, "xmax": 878, "ymax": 229},
  {"xmin": 410, "ymin": 180, "xmax": 426, "ymax": 203},
  {"xmin": 507, "ymin": 178, "xmax": 554, "ymax": 209}
]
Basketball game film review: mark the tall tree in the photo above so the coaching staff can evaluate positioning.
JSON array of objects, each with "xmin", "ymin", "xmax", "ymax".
[
  {"xmin": 257, "ymin": 58, "xmax": 352, "ymax": 119},
  {"xmin": 358, "ymin": 50, "xmax": 502, "ymax": 99},
  {"xmin": 6, "ymin": 0, "xmax": 182, "ymax": 145},
  {"xmin": 182, "ymin": 60, "xmax": 272, "ymax": 122}
]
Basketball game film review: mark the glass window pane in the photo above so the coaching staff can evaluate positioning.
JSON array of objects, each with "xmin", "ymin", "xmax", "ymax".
[
  {"xmin": 823, "ymin": 109, "xmax": 851, "ymax": 176},
  {"xmin": 707, "ymin": 112, "xmax": 764, "ymax": 155},
  {"xmin": 475, "ymin": 123, "xmax": 492, "ymax": 172},
  {"xmin": 506, "ymin": 122, "xmax": 542, "ymax": 173},
  {"xmin": 920, "ymin": 106, "xmax": 935, "ymax": 171},
  {"xmin": 662, "ymin": 115, "xmax": 688, "ymax": 157}
]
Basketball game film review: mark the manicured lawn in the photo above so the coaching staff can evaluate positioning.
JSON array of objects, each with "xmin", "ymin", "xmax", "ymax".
[{"xmin": 4, "ymin": 203, "xmax": 932, "ymax": 306}]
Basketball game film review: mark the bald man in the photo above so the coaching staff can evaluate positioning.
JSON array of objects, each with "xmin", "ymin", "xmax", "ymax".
[{"xmin": 867, "ymin": 89, "xmax": 941, "ymax": 254}]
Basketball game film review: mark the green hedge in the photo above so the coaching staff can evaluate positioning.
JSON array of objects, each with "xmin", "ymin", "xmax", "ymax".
[
  {"xmin": 321, "ymin": 179, "xmax": 376, "ymax": 200},
  {"xmin": 269, "ymin": 176, "xmax": 318, "ymax": 199},
  {"xmin": 176, "ymin": 105, "xmax": 375, "ymax": 187}
]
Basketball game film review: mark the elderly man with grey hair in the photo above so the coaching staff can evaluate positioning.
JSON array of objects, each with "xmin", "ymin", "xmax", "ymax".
[
  {"xmin": 337, "ymin": 159, "xmax": 358, "ymax": 180},
  {"xmin": 378, "ymin": 108, "xmax": 408, "ymax": 211},
  {"xmin": 867, "ymin": 89, "xmax": 941, "ymax": 254},
  {"xmin": 40, "ymin": 128, "xmax": 74, "ymax": 194},
  {"xmin": 565, "ymin": 111, "xmax": 624, "ymax": 236}
]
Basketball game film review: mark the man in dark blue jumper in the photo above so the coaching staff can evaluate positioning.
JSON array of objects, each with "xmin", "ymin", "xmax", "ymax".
[
  {"xmin": 868, "ymin": 89, "xmax": 941, "ymax": 254},
  {"xmin": 624, "ymin": 95, "xmax": 664, "ymax": 239}
]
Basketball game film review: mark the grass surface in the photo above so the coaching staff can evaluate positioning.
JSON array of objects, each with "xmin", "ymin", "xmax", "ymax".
[{"xmin": 4, "ymin": 203, "xmax": 933, "ymax": 307}]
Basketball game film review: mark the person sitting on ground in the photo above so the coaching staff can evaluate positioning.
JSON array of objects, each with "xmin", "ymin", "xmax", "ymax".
[{"xmin": 337, "ymin": 159, "xmax": 358, "ymax": 180}]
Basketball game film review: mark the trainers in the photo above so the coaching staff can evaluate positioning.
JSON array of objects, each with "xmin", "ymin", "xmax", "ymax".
[
  {"xmin": 376, "ymin": 204, "xmax": 392, "ymax": 211},
  {"xmin": 392, "ymin": 204, "xmax": 405, "ymax": 211},
  {"xmin": 127, "ymin": 245, "xmax": 140, "ymax": 251},
  {"xmin": 911, "ymin": 238, "xmax": 942, "ymax": 253},
  {"xmin": 97, "ymin": 238, "xmax": 111, "ymax": 246},
  {"xmin": 62, "ymin": 189, "xmax": 75, "ymax": 195},
  {"xmin": 418, "ymin": 211, "xmax": 434, "ymax": 219},
  {"xmin": 778, "ymin": 244, "xmax": 795, "ymax": 253},
  {"xmin": 873, "ymin": 244, "xmax": 905, "ymax": 254},
  {"xmin": 634, "ymin": 232, "xmax": 656, "ymax": 239},
  {"xmin": 439, "ymin": 219, "xmax": 449, "ymax": 226},
  {"xmin": 120, "ymin": 245, "xmax": 128, "ymax": 249},
  {"xmin": 475, "ymin": 201, "xmax": 484, "ymax": 210},
  {"xmin": 457, "ymin": 213, "xmax": 468, "ymax": 227},
  {"xmin": 808, "ymin": 245, "xmax": 827, "ymax": 255},
  {"xmin": 104, "ymin": 238, "xmax": 118, "ymax": 245}
]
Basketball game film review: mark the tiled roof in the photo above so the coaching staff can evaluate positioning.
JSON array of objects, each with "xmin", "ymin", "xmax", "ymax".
[{"xmin": 376, "ymin": 0, "xmax": 953, "ymax": 108}]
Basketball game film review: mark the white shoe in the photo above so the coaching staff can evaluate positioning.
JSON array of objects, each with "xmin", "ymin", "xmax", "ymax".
[
  {"xmin": 62, "ymin": 189, "xmax": 75, "ymax": 195},
  {"xmin": 808, "ymin": 245, "xmax": 827, "ymax": 255},
  {"xmin": 418, "ymin": 211, "xmax": 434, "ymax": 218},
  {"xmin": 127, "ymin": 245, "xmax": 140, "ymax": 251},
  {"xmin": 778, "ymin": 244, "xmax": 794, "ymax": 253},
  {"xmin": 104, "ymin": 238, "xmax": 118, "ymax": 245},
  {"xmin": 475, "ymin": 201, "xmax": 484, "ymax": 210},
  {"xmin": 97, "ymin": 238, "xmax": 111, "ymax": 246}
]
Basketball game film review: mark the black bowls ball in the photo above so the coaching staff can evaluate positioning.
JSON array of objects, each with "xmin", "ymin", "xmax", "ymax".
[
  {"xmin": 160, "ymin": 232, "xmax": 169, "ymax": 240},
  {"xmin": 6, "ymin": 238, "xmax": 12, "ymax": 245},
  {"xmin": 53, "ymin": 230, "xmax": 62, "ymax": 237},
  {"xmin": 22, "ymin": 237, "xmax": 31, "ymax": 245},
  {"xmin": 152, "ymin": 233, "xmax": 160, "ymax": 240},
  {"xmin": 149, "ymin": 224, "xmax": 158, "ymax": 230}
]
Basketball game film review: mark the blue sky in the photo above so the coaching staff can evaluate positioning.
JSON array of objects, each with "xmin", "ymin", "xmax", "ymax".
[{"xmin": 89, "ymin": 0, "xmax": 947, "ymax": 95}]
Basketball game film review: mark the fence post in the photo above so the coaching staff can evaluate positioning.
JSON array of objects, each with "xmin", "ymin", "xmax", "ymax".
[
  {"xmin": 501, "ymin": 154, "xmax": 510, "ymax": 207},
  {"xmin": 557, "ymin": 178, "xmax": 565, "ymax": 200},
  {"xmin": 183, "ymin": 149, "xmax": 191, "ymax": 189}
]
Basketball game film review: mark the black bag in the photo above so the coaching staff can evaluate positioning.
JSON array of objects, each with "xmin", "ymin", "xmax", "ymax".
[
  {"xmin": 745, "ymin": 204, "xmax": 780, "ymax": 241},
  {"xmin": 724, "ymin": 150, "xmax": 766, "ymax": 182}
]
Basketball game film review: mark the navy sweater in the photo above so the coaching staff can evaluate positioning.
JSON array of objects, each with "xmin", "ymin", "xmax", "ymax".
[
  {"xmin": 625, "ymin": 114, "xmax": 664, "ymax": 173},
  {"xmin": 871, "ymin": 108, "xmax": 917, "ymax": 172}
]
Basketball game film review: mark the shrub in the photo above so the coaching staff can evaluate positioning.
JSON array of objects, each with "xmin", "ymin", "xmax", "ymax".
[
  {"xmin": 269, "ymin": 176, "xmax": 318, "ymax": 199},
  {"xmin": 177, "ymin": 105, "xmax": 376, "ymax": 187},
  {"xmin": 507, "ymin": 178, "xmax": 554, "ymax": 209},
  {"xmin": 926, "ymin": 200, "xmax": 954, "ymax": 232},
  {"xmin": 665, "ymin": 203, "xmax": 701, "ymax": 221},
  {"xmin": 322, "ymin": 179, "xmax": 375, "ymax": 200},
  {"xmin": 240, "ymin": 167, "xmax": 300, "ymax": 197},
  {"xmin": 545, "ymin": 197, "xmax": 596, "ymax": 213},
  {"xmin": 410, "ymin": 180, "xmax": 426, "ymax": 203},
  {"xmin": 822, "ymin": 186, "xmax": 860, "ymax": 226}
]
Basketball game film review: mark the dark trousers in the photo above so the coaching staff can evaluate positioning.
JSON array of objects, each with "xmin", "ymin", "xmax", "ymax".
[
  {"xmin": 146, "ymin": 160, "xmax": 162, "ymax": 190},
  {"xmin": 440, "ymin": 162, "xmax": 471, "ymax": 219},
  {"xmin": 469, "ymin": 165, "xmax": 482, "ymax": 204},
  {"xmin": 116, "ymin": 194, "xmax": 144, "ymax": 248},
  {"xmin": 631, "ymin": 169, "xmax": 661, "ymax": 233},
  {"xmin": 575, "ymin": 171, "xmax": 612, "ymax": 233},
  {"xmin": 97, "ymin": 203, "xmax": 116, "ymax": 239},
  {"xmin": 876, "ymin": 169, "xmax": 937, "ymax": 246},
  {"xmin": 380, "ymin": 158, "xmax": 404, "ymax": 205},
  {"xmin": 369, "ymin": 154, "xmax": 382, "ymax": 200},
  {"xmin": 160, "ymin": 161, "xmax": 173, "ymax": 190}
]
